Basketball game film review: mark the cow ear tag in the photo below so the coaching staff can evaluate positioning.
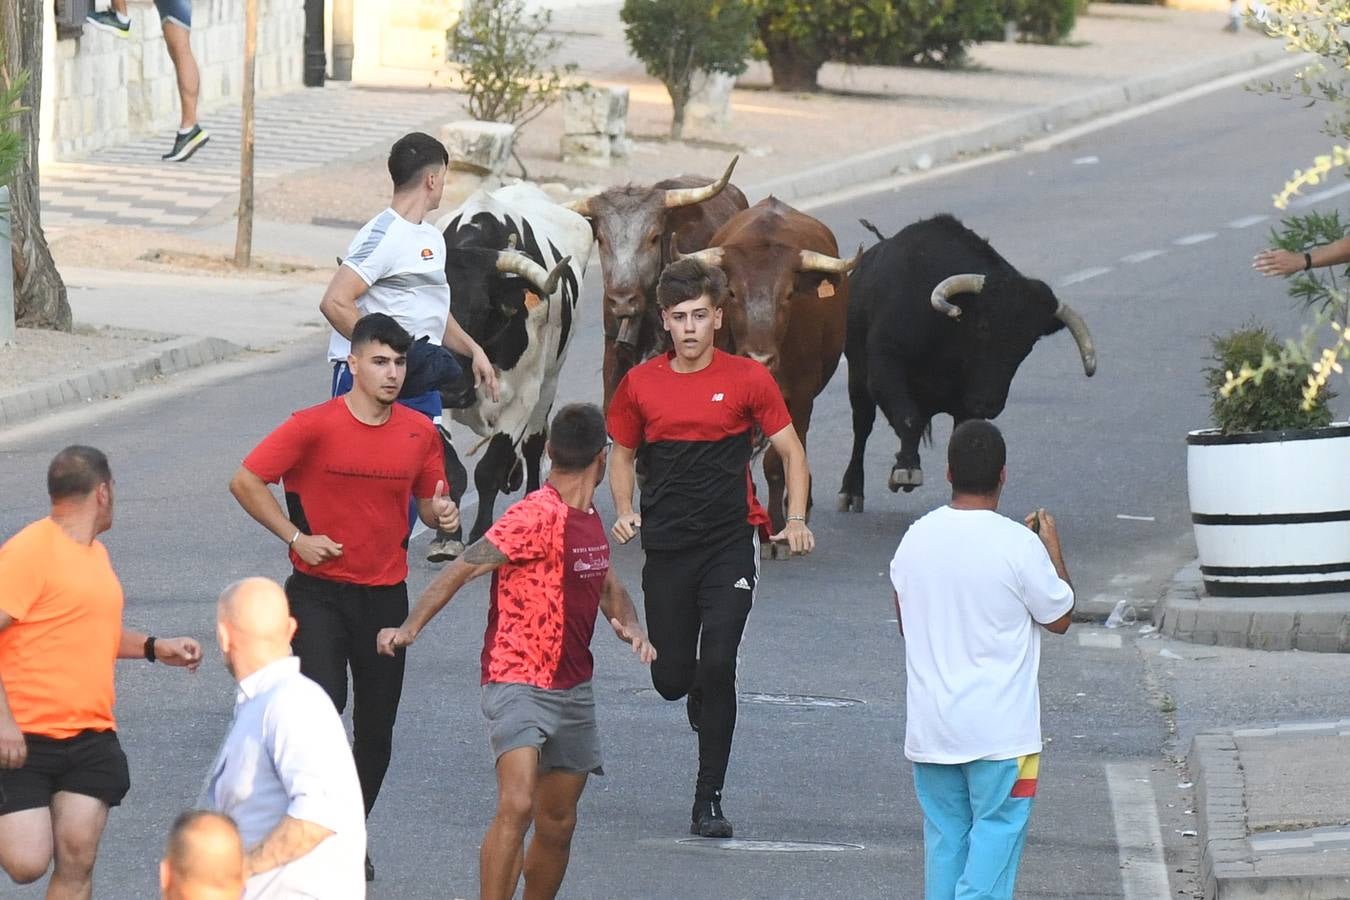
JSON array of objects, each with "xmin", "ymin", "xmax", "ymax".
[
  {"xmin": 817, "ymin": 280, "xmax": 836, "ymax": 299},
  {"xmin": 525, "ymin": 291, "xmax": 542, "ymax": 310}
]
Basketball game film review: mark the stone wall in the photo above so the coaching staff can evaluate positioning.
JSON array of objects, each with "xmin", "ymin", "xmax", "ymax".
[{"xmin": 46, "ymin": 0, "xmax": 304, "ymax": 159}]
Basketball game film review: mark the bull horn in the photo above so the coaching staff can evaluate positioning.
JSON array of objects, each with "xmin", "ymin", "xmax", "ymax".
[
  {"xmin": 675, "ymin": 247, "xmax": 724, "ymax": 268},
  {"xmin": 799, "ymin": 245, "xmax": 861, "ymax": 275},
  {"xmin": 562, "ymin": 196, "xmax": 594, "ymax": 218},
  {"xmin": 496, "ymin": 250, "xmax": 572, "ymax": 296},
  {"xmin": 1055, "ymin": 302, "xmax": 1097, "ymax": 377},
  {"xmin": 664, "ymin": 155, "xmax": 739, "ymax": 209},
  {"xmin": 930, "ymin": 273, "xmax": 986, "ymax": 318}
]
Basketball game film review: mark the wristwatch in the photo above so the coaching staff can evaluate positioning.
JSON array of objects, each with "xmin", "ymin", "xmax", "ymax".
[{"xmin": 144, "ymin": 635, "xmax": 157, "ymax": 663}]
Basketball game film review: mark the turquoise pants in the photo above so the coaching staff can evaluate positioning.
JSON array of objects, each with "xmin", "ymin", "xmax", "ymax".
[{"xmin": 912, "ymin": 754, "xmax": 1039, "ymax": 900}]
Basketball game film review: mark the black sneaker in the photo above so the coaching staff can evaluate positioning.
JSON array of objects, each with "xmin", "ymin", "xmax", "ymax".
[
  {"xmin": 365, "ymin": 852, "xmax": 374, "ymax": 882},
  {"xmin": 85, "ymin": 10, "xmax": 131, "ymax": 38},
  {"xmin": 691, "ymin": 797, "xmax": 734, "ymax": 838},
  {"xmin": 686, "ymin": 686, "xmax": 702, "ymax": 733},
  {"xmin": 162, "ymin": 124, "xmax": 209, "ymax": 162}
]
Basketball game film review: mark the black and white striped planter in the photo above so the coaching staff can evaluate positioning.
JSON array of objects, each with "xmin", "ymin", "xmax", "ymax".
[{"xmin": 1187, "ymin": 424, "xmax": 1350, "ymax": 597}]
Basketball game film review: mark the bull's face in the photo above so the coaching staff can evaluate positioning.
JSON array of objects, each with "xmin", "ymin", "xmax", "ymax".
[
  {"xmin": 445, "ymin": 249, "xmax": 525, "ymax": 338},
  {"xmin": 718, "ymin": 246, "xmax": 840, "ymax": 377},
  {"xmin": 953, "ymin": 276, "xmax": 1066, "ymax": 419},
  {"xmin": 590, "ymin": 196, "xmax": 667, "ymax": 346}
]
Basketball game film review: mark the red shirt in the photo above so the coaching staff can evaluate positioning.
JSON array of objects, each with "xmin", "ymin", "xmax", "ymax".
[
  {"xmin": 607, "ymin": 350, "xmax": 792, "ymax": 550},
  {"xmin": 481, "ymin": 484, "xmax": 609, "ymax": 690},
  {"xmin": 242, "ymin": 397, "xmax": 443, "ymax": 586}
]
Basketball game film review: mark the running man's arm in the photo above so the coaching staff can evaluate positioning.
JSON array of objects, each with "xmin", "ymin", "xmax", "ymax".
[
  {"xmin": 441, "ymin": 314, "xmax": 500, "ymax": 402},
  {"xmin": 1025, "ymin": 509, "xmax": 1073, "ymax": 635},
  {"xmin": 0, "ymin": 613, "xmax": 23, "ymax": 770},
  {"xmin": 765, "ymin": 424, "xmax": 815, "ymax": 555},
  {"xmin": 1254, "ymin": 236, "xmax": 1350, "ymax": 276},
  {"xmin": 244, "ymin": 816, "xmax": 335, "ymax": 880},
  {"xmin": 116, "ymin": 629, "xmax": 202, "ymax": 671},
  {"xmin": 375, "ymin": 538, "xmax": 507, "ymax": 655},
  {"xmin": 608, "ymin": 441, "xmax": 641, "ymax": 544},
  {"xmin": 229, "ymin": 466, "xmax": 343, "ymax": 567},
  {"xmin": 317, "ymin": 266, "xmax": 369, "ymax": 340},
  {"xmin": 599, "ymin": 569, "xmax": 656, "ymax": 664}
]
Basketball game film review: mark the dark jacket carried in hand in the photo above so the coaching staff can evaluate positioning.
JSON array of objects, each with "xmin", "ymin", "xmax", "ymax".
[{"xmin": 400, "ymin": 337, "xmax": 472, "ymax": 407}]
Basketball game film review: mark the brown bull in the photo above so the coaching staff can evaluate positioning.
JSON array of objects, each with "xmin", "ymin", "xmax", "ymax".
[
  {"xmin": 677, "ymin": 197, "xmax": 859, "ymax": 559},
  {"xmin": 565, "ymin": 157, "xmax": 748, "ymax": 408}
]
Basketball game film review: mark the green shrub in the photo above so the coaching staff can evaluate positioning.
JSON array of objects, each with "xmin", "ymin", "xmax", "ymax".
[
  {"xmin": 1205, "ymin": 324, "xmax": 1333, "ymax": 434},
  {"xmin": 1267, "ymin": 210, "xmax": 1350, "ymax": 322},
  {"xmin": 888, "ymin": 0, "xmax": 1005, "ymax": 67},
  {"xmin": 1012, "ymin": 0, "xmax": 1078, "ymax": 44},
  {"xmin": 622, "ymin": 0, "xmax": 756, "ymax": 139},
  {"xmin": 447, "ymin": 0, "xmax": 576, "ymax": 130}
]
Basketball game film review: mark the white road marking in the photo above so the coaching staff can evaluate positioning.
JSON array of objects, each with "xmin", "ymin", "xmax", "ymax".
[
  {"xmin": 1106, "ymin": 762, "xmax": 1172, "ymax": 900},
  {"xmin": 1173, "ymin": 232, "xmax": 1217, "ymax": 246},
  {"xmin": 1120, "ymin": 249, "xmax": 1164, "ymax": 264},
  {"xmin": 1290, "ymin": 181, "xmax": 1350, "ymax": 209},
  {"xmin": 1060, "ymin": 267, "xmax": 1112, "ymax": 286},
  {"xmin": 1227, "ymin": 214, "xmax": 1270, "ymax": 229},
  {"xmin": 1079, "ymin": 632, "xmax": 1123, "ymax": 649},
  {"xmin": 1073, "ymin": 155, "xmax": 1100, "ymax": 165},
  {"xmin": 1116, "ymin": 514, "xmax": 1156, "ymax": 522}
]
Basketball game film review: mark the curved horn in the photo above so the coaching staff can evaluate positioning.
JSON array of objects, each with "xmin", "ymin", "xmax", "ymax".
[
  {"xmin": 664, "ymin": 155, "xmax": 739, "ymax": 209},
  {"xmin": 930, "ymin": 273, "xmax": 986, "ymax": 318},
  {"xmin": 674, "ymin": 247, "xmax": 724, "ymax": 269},
  {"xmin": 562, "ymin": 196, "xmax": 594, "ymax": 218},
  {"xmin": 799, "ymin": 245, "xmax": 861, "ymax": 275},
  {"xmin": 1055, "ymin": 302, "xmax": 1097, "ymax": 377},
  {"xmin": 496, "ymin": 250, "xmax": 571, "ymax": 296}
]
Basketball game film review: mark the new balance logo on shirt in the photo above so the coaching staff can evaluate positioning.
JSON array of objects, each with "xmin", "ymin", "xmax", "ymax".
[
  {"xmin": 711, "ymin": 393, "xmax": 725, "ymax": 402},
  {"xmin": 733, "ymin": 577, "xmax": 752, "ymax": 590}
]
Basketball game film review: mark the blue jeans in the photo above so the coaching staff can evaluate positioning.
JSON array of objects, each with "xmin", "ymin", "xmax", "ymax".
[{"xmin": 911, "ymin": 755, "xmax": 1039, "ymax": 900}]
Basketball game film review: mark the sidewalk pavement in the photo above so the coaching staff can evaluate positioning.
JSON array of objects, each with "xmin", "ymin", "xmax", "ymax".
[{"xmin": 1, "ymin": 2, "xmax": 1298, "ymax": 429}]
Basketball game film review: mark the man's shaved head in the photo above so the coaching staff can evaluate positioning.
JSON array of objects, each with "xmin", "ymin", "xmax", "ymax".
[
  {"xmin": 216, "ymin": 577, "xmax": 296, "ymax": 680},
  {"xmin": 160, "ymin": 810, "xmax": 244, "ymax": 899}
]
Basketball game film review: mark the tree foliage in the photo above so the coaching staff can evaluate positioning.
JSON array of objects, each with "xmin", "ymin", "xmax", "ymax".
[
  {"xmin": 0, "ymin": 54, "xmax": 25, "ymax": 207},
  {"xmin": 1009, "ymin": 0, "xmax": 1078, "ymax": 44},
  {"xmin": 448, "ymin": 0, "xmax": 576, "ymax": 129},
  {"xmin": 1268, "ymin": 210, "xmax": 1350, "ymax": 322},
  {"xmin": 1206, "ymin": 323, "xmax": 1332, "ymax": 434},
  {"xmin": 622, "ymin": 0, "xmax": 755, "ymax": 140}
]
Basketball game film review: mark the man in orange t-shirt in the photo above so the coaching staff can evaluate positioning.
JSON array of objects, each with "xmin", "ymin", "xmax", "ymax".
[{"xmin": 0, "ymin": 446, "xmax": 201, "ymax": 899}]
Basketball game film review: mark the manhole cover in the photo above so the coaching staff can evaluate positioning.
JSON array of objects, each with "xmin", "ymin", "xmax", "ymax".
[
  {"xmin": 738, "ymin": 692, "xmax": 864, "ymax": 708},
  {"xmin": 678, "ymin": 838, "xmax": 864, "ymax": 852}
]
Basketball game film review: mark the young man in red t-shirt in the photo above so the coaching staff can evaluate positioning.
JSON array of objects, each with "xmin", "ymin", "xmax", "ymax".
[
  {"xmin": 228, "ymin": 313, "xmax": 458, "ymax": 881},
  {"xmin": 376, "ymin": 403, "xmax": 655, "ymax": 900},
  {"xmin": 606, "ymin": 257, "xmax": 814, "ymax": 838}
]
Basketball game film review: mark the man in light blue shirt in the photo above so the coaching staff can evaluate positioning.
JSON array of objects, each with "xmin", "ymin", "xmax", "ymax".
[{"xmin": 204, "ymin": 578, "xmax": 366, "ymax": 899}]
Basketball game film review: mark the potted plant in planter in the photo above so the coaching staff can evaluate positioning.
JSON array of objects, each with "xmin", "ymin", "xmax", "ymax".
[{"xmin": 1188, "ymin": 322, "xmax": 1347, "ymax": 597}]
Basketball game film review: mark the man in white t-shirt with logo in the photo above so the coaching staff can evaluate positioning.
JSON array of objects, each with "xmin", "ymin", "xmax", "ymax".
[
  {"xmin": 319, "ymin": 131, "xmax": 498, "ymax": 562},
  {"xmin": 889, "ymin": 419, "xmax": 1073, "ymax": 900}
]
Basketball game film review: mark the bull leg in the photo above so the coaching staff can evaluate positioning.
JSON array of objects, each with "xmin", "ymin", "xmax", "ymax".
[
  {"xmin": 522, "ymin": 430, "xmax": 546, "ymax": 493},
  {"xmin": 427, "ymin": 425, "xmax": 470, "ymax": 563},
  {"xmin": 468, "ymin": 434, "xmax": 516, "ymax": 545},
  {"xmin": 869, "ymin": 355, "xmax": 926, "ymax": 493},
  {"xmin": 837, "ymin": 358, "xmax": 875, "ymax": 513}
]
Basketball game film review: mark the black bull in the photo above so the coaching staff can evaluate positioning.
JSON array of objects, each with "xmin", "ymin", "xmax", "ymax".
[{"xmin": 837, "ymin": 214, "xmax": 1096, "ymax": 513}]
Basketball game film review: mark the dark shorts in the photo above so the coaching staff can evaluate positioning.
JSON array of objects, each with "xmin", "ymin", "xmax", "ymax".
[
  {"xmin": 481, "ymin": 681, "xmax": 604, "ymax": 775},
  {"xmin": 154, "ymin": 0, "xmax": 191, "ymax": 29},
  {"xmin": 0, "ymin": 730, "xmax": 130, "ymax": 815}
]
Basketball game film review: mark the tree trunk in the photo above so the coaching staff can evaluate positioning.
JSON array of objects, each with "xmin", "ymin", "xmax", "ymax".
[
  {"xmin": 1, "ymin": 0, "xmax": 70, "ymax": 331},
  {"xmin": 761, "ymin": 30, "xmax": 825, "ymax": 93},
  {"xmin": 235, "ymin": 0, "xmax": 258, "ymax": 268},
  {"xmin": 669, "ymin": 83, "xmax": 687, "ymax": 141}
]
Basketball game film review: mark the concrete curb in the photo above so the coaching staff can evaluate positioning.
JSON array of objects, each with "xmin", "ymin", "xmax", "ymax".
[
  {"xmin": 747, "ymin": 43, "xmax": 1292, "ymax": 203},
  {"xmin": 1153, "ymin": 562, "xmax": 1350, "ymax": 652},
  {"xmin": 0, "ymin": 335, "xmax": 242, "ymax": 430},
  {"xmin": 1189, "ymin": 731, "xmax": 1254, "ymax": 900}
]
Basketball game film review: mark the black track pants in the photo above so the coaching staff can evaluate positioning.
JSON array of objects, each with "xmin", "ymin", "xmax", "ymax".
[
  {"xmin": 285, "ymin": 570, "xmax": 408, "ymax": 818},
  {"xmin": 642, "ymin": 530, "xmax": 758, "ymax": 801}
]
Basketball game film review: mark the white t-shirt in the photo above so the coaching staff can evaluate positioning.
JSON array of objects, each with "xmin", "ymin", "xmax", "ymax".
[
  {"xmin": 889, "ymin": 505, "xmax": 1073, "ymax": 765},
  {"xmin": 327, "ymin": 207, "xmax": 451, "ymax": 361}
]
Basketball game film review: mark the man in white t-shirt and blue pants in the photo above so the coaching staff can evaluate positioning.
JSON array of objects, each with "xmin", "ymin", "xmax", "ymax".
[
  {"xmin": 320, "ymin": 132, "xmax": 499, "ymax": 558},
  {"xmin": 889, "ymin": 419, "xmax": 1074, "ymax": 900}
]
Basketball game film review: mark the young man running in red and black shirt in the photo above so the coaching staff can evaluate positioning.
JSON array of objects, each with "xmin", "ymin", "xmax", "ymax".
[
  {"xmin": 228, "ymin": 313, "xmax": 459, "ymax": 882},
  {"xmin": 606, "ymin": 258, "xmax": 814, "ymax": 838},
  {"xmin": 376, "ymin": 403, "xmax": 655, "ymax": 900}
]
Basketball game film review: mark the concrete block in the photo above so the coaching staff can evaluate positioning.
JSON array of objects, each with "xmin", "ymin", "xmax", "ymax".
[
  {"xmin": 440, "ymin": 120, "xmax": 516, "ymax": 177},
  {"xmin": 560, "ymin": 133, "xmax": 611, "ymax": 167},
  {"xmin": 1250, "ymin": 611, "xmax": 1297, "ymax": 651},
  {"xmin": 1216, "ymin": 630, "xmax": 1250, "ymax": 648},
  {"xmin": 1190, "ymin": 630, "xmax": 1218, "ymax": 646},
  {"xmin": 45, "ymin": 384, "xmax": 63, "ymax": 409},
  {"xmin": 563, "ymin": 85, "xmax": 625, "ymax": 136},
  {"xmin": 688, "ymin": 71, "xmax": 735, "ymax": 128},
  {"xmin": 1173, "ymin": 607, "xmax": 1199, "ymax": 634}
]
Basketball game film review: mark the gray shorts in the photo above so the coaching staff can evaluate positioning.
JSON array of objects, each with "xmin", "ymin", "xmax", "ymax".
[{"xmin": 481, "ymin": 681, "xmax": 604, "ymax": 775}]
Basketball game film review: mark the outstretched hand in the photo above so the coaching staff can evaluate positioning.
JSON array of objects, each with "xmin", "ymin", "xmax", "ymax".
[
  {"xmin": 157, "ymin": 637, "xmax": 203, "ymax": 673},
  {"xmin": 611, "ymin": 617, "xmax": 656, "ymax": 664},
  {"xmin": 769, "ymin": 519, "xmax": 815, "ymax": 556}
]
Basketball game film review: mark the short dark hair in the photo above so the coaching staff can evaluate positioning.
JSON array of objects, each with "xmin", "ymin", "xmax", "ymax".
[
  {"xmin": 948, "ymin": 420, "xmax": 1006, "ymax": 495},
  {"xmin": 47, "ymin": 445, "xmax": 112, "ymax": 500},
  {"xmin": 548, "ymin": 404, "xmax": 608, "ymax": 472},
  {"xmin": 656, "ymin": 258, "xmax": 728, "ymax": 310},
  {"xmin": 351, "ymin": 313, "xmax": 412, "ymax": 355},
  {"xmin": 388, "ymin": 132, "xmax": 449, "ymax": 191}
]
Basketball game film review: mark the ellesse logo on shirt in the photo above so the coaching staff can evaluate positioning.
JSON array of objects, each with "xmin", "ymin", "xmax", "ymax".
[{"xmin": 420, "ymin": 248, "xmax": 434, "ymax": 260}]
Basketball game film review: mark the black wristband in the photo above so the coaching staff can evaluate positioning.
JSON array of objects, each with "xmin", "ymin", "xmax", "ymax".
[
  {"xmin": 144, "ymin": 636, "xmax": 157, "ymax": 663},
  {"xmin": 1305, "ymin": 252, "xmax": 1314, "ymax": 271}
]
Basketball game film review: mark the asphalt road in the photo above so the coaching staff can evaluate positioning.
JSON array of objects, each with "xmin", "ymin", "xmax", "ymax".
[{"xmin": 0, "ymin": 66, "xmax": 1342, "ymax": 899}]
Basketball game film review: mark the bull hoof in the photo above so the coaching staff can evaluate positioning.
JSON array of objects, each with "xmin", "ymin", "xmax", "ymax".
[
  {"xmin": 426, "ymin": 536, "xmax": 465, "ymax": 564},
  {"xmin": 888, "ymin": 467, "xmax": 923, "ymax": 493},
  {"xmin": 836, "ymin": 493, "xmax": 864, "ymax": 513}
]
